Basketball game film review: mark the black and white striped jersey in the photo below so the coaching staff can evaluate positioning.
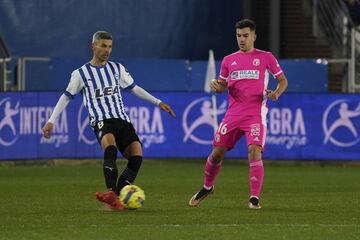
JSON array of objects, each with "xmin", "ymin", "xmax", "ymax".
[{"xmin": 64, "ymin": 61, "xmax": 134, "ymax": 126}]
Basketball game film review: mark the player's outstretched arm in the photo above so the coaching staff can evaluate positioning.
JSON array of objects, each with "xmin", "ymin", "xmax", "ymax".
[
  {"xmin": 42, "ymin": 94, "xmax": 71, "ymax": 139},
  {"xmin": 131, "ymin": 85, "xmax": 175, "ymax": 117},
  {"xmin": 210, "ymin": 79, "xmax": 227, "ymax": 93}
]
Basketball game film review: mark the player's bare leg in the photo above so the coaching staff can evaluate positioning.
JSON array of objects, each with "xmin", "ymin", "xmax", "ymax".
[
  {"xmin": 189, "ymin": 146, "xmax": 227, "ymax": 207},
  {"xmin": 248, "ymin": 144, "xmax": 264, "ymax": 209}
]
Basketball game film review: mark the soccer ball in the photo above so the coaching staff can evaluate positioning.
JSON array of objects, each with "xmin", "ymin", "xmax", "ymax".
[{"xmin": 119, "ymin": 184, "xmax": 145, "ymax": 210}]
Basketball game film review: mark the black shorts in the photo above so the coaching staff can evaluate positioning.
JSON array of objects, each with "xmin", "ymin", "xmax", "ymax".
[{"xmin": 93, "ymin": 118, "xmax": 141, "ymax": 155}]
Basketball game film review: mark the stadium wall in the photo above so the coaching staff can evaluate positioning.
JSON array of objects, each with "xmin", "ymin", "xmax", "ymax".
[
  {"xmin": 0, "ymin": 92, "xmax": 359, "ymax": 161},
  {"xmin": 25, "ymin": 58, "xmax": 327, "ymax": 92},
  {"xmin": 0, "ymin": 0, "xmax": 242, "ymax": 60}
]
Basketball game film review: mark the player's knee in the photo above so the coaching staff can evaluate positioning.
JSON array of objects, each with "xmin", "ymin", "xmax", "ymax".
[
  {"xmin": 248, "ymin": 145, "xmax": 262, "ymax": 160},
  {"xmin": 210, "ymin": 155, "xmax": 222, "ymax": 164},
  {"xmin": 124, "ymin": 141, "xmax": 142, "ymax": 159},
  {"xmin": 211, "ymin": 149, "xmax": 226, "ymax": 163},
  {"xmin": 101, "ymin": 134, "xmax": 116, "ymax": 150}
]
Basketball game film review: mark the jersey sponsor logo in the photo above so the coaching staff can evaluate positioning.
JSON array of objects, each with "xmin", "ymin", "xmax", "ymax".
[
  {"xmin": 266, "ymin": 108, "xmax": 307, "ymax": 149},
  {"xmin": 95, "ymin": 85, "xmax": 120, "ymax": 98},
  {"xmin": 0, "ymin": 97, "xmax": 69, "ymax": 148},
  {"xmin": 182, "ymin": 97, "xmax": 227, "ymax": 145},
  {"xmin": 231, "ymin": 70, "xmax": 260, "ymax": 80},
  {"xmin": 322, "ymin": 99, "xmax": 360, "ymax": 147}
]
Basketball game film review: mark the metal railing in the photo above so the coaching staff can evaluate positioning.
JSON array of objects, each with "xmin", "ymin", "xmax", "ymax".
[
  {"xmin": 351, "ymin": 26, "xmax": 360, "ymax": 92},
  {"xmin": 312, "ymin": 0, "xmax": 359, "ymax": 92},
  {"xmin": 313, "ymin": 0, "xmax": 354, "ymax": 57},
  {"xmin": 0, "ymin": 58, "xmax": 12, "ymax": 91},
  {"xmin": 17, "ymin": 57, "xmax": 50, "ymax": 91}
]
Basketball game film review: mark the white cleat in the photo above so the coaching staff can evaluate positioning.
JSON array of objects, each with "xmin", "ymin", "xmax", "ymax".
[
  {"xmin": 188, "ymin": 186, "xmax": 214, "ymax": 207},
  {"xmin": 248, "ymin": 196, "xmax": 261, "ymax": 209},
  {"xmin": 248, "ymin": 202, "xmax": 262, "ymax": 209}
]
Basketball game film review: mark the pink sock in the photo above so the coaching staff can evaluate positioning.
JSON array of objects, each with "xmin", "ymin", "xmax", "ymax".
[
  {"xmin": 204, "ymin": 156, "xmax": 222, "ymax": 189},
  {"xmin": 249, "ymin": 160, "xmax": 264, "ymax": 198}
]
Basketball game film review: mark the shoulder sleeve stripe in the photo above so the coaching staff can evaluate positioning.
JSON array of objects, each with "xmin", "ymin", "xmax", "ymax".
[
  {"xmin": 64, "ymin": 91, "xmax": 75, "ymax": 99},
  {"xmin": 273, "ymin": 70, "xmax": 283, "ymax": 77},
  {"xmin": 123, "ymin": 82, "xmax": 136, "ymax": 91}
]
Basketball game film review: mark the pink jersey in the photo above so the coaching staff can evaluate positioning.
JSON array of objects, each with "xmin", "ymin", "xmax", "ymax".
[{"xmin": 219, "ymin": 48, "xmax": 283, "ymax": 117}]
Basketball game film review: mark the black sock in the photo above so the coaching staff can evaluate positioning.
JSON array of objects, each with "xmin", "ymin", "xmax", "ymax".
[
  {"xmin": 116, "ymin": 155, "xmax": 142, "ymax": 194},
  {"xmin": 103, "ymin": 145, "xmax": 118, "ymax": 192}
]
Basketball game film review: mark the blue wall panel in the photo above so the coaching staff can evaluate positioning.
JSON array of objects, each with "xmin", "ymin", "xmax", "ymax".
[{"xmin": 0, "ymin": 0, "xmax": 242, "ymax": 60}]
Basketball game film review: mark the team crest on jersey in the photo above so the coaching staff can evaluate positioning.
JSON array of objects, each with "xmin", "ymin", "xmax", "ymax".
[
  {"xmin": 253, "ymin": 58, "xmax": 260, "ymax": 66},
  {"xmin": 114, "ymin": 73, "xmax": 120, "ymax": 80}
]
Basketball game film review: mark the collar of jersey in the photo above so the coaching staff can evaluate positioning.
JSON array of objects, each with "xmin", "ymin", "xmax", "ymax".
[{"xmin": 88, "ymin": 62, "xmax": 108, "ymax": 69}]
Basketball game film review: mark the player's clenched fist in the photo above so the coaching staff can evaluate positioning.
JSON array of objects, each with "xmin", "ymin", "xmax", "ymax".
[
  {"xmin": 265, "ymin": 89, "xmax": 279, "ymax": 101},
  {"xmin": 210, "ymin": 79, "xmax": 227, "ymax": 93},
  {"xmin": 42, "ymin": 122, "xmax": 53, "ymax": 139}
]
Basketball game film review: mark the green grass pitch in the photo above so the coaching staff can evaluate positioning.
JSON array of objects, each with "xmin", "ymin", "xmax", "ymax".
[{"xmin": 0, "ymin": 159, "xmax": 359, "ymax": 240}]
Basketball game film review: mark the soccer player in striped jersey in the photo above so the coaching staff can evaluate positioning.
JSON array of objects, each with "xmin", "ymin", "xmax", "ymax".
[
  {"xmin": 189, "ymin": 19, "xmax": 288, "ymax": 209},
  {"xmin": 42, "ymin": 31, "xmax": 175, "ymax": 210}
]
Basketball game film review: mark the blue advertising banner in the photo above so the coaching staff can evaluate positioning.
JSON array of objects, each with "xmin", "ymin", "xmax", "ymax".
[{"xmin": 0, "ymin": 92, "xmax": 359, "ymax": 160}]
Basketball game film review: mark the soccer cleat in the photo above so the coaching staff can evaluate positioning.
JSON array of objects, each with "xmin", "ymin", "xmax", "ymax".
[
  {"xmin": 95, "ymin": 191, "xmax": 124, "ymax": 210},
  {"xmin": 248, "ymin": 196, "xmax": 261, "ymax": 209},
  {"xmin": 188, "ymin": 186, "xmax": 214, "ymax": 207}
]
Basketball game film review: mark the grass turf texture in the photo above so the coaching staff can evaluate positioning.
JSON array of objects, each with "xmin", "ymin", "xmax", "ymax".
[{"xmin": 0, "ymin": 160, "xmax": 359, "ymax": 240}]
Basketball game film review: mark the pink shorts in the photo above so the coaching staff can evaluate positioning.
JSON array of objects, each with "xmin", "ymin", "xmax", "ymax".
[{"xmin": 213, "ymin": 115, "xmax": 267, "ymax": 150}]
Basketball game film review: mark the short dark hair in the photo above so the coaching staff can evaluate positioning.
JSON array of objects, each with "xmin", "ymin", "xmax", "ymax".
[
  {"xmin": 92, "ymin": 31, "xmax": 113, "ymax": 43},
  {"xmin": 235, "ymin": 19, "xmax": 256, "ymax": 32}
]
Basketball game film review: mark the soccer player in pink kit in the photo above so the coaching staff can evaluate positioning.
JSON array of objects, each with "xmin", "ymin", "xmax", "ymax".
[{"xmin": 189, "ymin": 19, "xmax": 288, "ymax": 209}]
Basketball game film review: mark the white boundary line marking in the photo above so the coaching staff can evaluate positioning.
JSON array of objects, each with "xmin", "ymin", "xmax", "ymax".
[{"xmin": 117, "ymin": 223, "xmax": 358, "ymax": 228}]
